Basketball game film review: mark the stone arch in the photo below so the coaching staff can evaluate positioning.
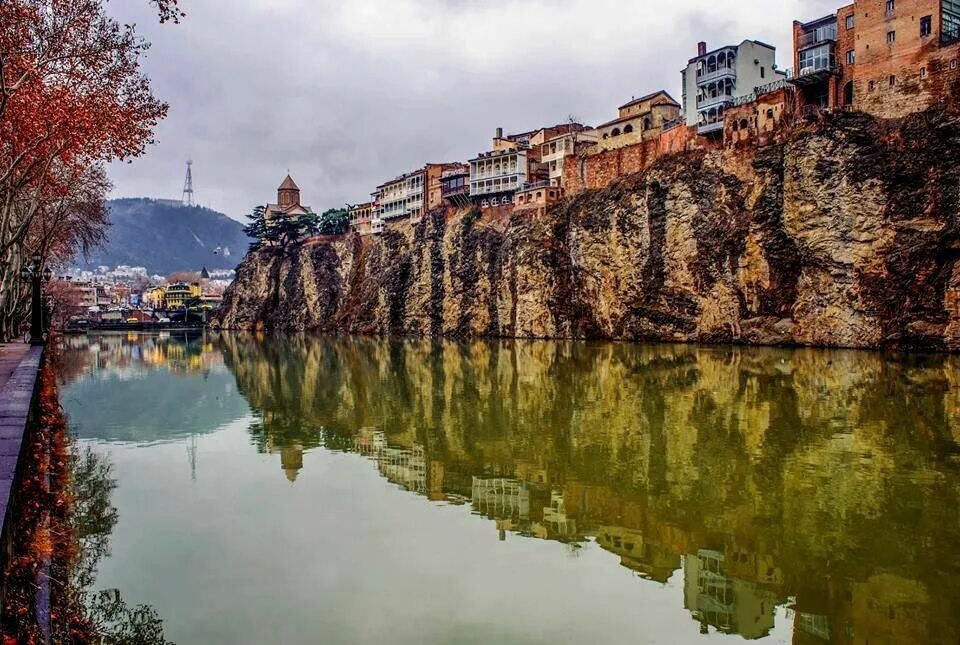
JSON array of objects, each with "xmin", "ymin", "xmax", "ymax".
[{"xmin": 623, "ymin": 124, "xmax": 634, "ymax": 134}]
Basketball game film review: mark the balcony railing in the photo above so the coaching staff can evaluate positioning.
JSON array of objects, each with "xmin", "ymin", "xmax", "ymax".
[
  {"xmin": 697, "ymin": 93, "xmax": 734, "ymax": 109},
  {"xmin": 696, "ymin": 66, "xmax": 736, "ymax": 84},
  {"xmin": 697, "ymin": 121, "xmax": 724, "ymax": 135},
  {"xmin": 786, "ymin": 59, "xmax": 841, "ymax": 83},
  {"xmin": 797, "ymin": 25, "xmax": 837, "ymax": 49}
]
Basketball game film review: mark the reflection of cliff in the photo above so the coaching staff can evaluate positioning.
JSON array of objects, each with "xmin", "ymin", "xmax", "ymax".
[
  {"xmin": 59, "ymin": 332, "xmax": 250, "ymax": 443},
  {"xmin": 221, "ymin": 334, "xmax": 960, "ymax": 643}
]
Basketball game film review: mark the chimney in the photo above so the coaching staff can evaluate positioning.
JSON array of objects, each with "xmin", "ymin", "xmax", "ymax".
[
  {"xmin": 698, "ymin": 41, "xmax": 707, "ymax": 57},
  {"xmin": 495, "ymin": 127, "xmax": 503, "ymax": 139}
]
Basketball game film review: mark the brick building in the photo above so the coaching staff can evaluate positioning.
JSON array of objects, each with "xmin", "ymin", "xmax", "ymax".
[
  {"xmin": 373, "ymin": 163, "xmax": 462, "ymax": 225},
  {"xmin": 793, "ymin": 1, "xmax": 960, "ymax": 117},
  {"xmin": 594, "ymin": 91, "xmax": 681, "ymax": 152},
  {"xmin": 264, "ymin": 175, "xmax": 313, "ymax": 222}
]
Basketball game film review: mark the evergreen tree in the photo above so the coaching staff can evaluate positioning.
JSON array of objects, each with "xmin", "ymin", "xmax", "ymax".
[
  {"xmin": 243, "ymin": 206, "xmax": 267, "ymax": 250},
  {"xmin": 318, "ymin": 208, "xmax": 349, "ymax": 235}
]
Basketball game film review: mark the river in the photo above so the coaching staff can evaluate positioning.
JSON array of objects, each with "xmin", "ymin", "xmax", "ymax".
[{"xmin": 56, "ymin": 332, "xmax": 960, "ymax": 644}]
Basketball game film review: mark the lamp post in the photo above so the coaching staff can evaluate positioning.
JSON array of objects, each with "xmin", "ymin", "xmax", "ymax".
[{"xmin": 20, "ymin": 252, "xmax": 48, "ymax": 345}]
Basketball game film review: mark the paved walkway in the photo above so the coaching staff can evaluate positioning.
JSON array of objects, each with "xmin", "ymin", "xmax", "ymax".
[{"xmin": 0, "ymin": 344, "xmax": 30, "ymax": 393}]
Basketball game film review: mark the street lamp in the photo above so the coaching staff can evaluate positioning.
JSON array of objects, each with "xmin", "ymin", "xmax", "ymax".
[{"xmin": 19, "ymin": 252, "xmax": 47, "ymax": 345}]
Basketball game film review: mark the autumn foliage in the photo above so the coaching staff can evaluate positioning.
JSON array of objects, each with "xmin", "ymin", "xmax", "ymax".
[{"xmin": 0, "ymin": 0, "xmax": 174, "ymax": 340}]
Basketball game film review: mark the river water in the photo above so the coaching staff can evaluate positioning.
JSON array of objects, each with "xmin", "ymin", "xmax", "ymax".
[{"xmin": 57, "ymin": 332, "xmax": 960, "ymax": 644}]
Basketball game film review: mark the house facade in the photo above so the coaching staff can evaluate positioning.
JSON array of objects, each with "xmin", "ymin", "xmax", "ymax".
[
  {"xmin": 595, "ymin": 91, "xmax": 681, "ymax": 151},
  {"xmin": 682, "ymin": 40, "xmax": 786, "ymax": 134},
  {"xmin": 792, "ymin": 1, "xmax": 960, "ymax": 116}
]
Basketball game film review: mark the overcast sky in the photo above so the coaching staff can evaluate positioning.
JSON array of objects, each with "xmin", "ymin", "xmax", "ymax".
[{"xmin": 106, "ymin": 0, "xmax": 837, "ymax": 221}]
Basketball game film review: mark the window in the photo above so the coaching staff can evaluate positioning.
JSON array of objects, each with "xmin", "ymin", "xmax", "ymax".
[
  {"xmin": 846, "ymin": 14, "xmax": 854, "ymax": 29},
  {"xmin": 869, "ymin": 80, "xmax": 875, "ymax": 91},
  {"xmin": 921, "ymin": 66, "xmax": 927, "ymax": 78},
  {"xmin": 847, "ymin": 49, "xmax": 855, "ymax": 64},
  {"xmin": 889, "ymin": 74, "xmax": 896, "ymax": 86},
  {"xmin": 921, "ymin": 15, "xmax": 932, "ymax": 37},
  {"xmin": 887, "ymin": 30, "xmax": 896, "ymax": 44},
  {"xmin": 611, "ymin": 128, "xmax": 621, "ymax": 136},
  {"xmin": 886, "ymin": 0, "xmax": 895, "ymax": 12},
  {"xmin": 760, "ymin": 66, "xmax": 765, "ymax": 79},
  {"xmin": 623, "ymin": 124, "xmax": 634, "ymax": 134}
]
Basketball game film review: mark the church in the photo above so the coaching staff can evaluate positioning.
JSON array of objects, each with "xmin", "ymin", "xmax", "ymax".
[{"xmin": 264, "ymin": 174, "xmax": 313, "ymax": 221}]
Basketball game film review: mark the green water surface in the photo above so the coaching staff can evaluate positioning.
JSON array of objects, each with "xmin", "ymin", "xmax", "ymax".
[{"xmin": 58, "ymin": 332, "xmax": 960, "ymax": 644}]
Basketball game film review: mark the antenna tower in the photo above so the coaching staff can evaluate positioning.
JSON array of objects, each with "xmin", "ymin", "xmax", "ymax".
[{"xmin": 181, "ymin": 159, "xmax": 195, "ymax": 207}]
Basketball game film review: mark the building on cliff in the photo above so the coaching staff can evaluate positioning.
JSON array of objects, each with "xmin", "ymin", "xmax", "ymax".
[
  {"xmin": 791, "ymin": 0, "xmax": 960, "ymax": 117},
  {"xmin": 265, "ymin": 174, "xmax": 313, "ymax": 222},
  {"xmin": 348, "ymin": 202, "xmax": 375, "ymax": 236},
  {"xmin": 469, "ymin": 124, "xmax": 588, "ymax": 207},
  {"xmin": 682, "ymin": 40, "xmax": 787, "ymax": 135},
  {"xmin": 440, "ymin": 165, "xmax": 471, "ymax": 207},
  {"xmin": 540, "ymin": 129, "xmax": 598, "ymax": 187},
  {"xmin": 594, "ymin": 90, "xmax": 681, "ymax": 152},
  {"xmin": 373, "ymin": 162, "xmax": 464, "ymax": 226}
]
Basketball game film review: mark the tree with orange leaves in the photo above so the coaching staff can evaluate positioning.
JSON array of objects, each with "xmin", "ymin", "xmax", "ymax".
[{"xmin": 0, "ymin": 0, "xmax": 176, "ymax": 340}]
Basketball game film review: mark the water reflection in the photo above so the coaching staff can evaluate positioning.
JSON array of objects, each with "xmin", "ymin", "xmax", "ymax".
[
  {"xmin": 60, "ymin": 333, "xmax": 960, "ymax": 643},
  {"xmin": 60, "ymin": 332, "xmax": 248, "ymax": 443},
  {"xmin": 217, "ymin": 335, "xmax": 960, "ymax": 643}
]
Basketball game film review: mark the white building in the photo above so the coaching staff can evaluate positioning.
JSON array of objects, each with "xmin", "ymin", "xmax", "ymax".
[
  {"xmin": 374, "ymin": 170, "xmax": 425, "ymax": 222},
  {"xmin": 469, "ymin": 149, "xmax": 531, "ymax": 206},
  {"xmin": 682, "ymin": 40, "xmax": 785, "ymax": 135}
]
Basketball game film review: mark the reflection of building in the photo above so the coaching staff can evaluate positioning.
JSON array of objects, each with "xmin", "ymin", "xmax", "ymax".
[
  {"xmin": 378, "ymin": 446, "xmax": 426, "ymax": 493},
  {"xmin": 472, "ymin": 477, "xmax": 531, "ymax": 520},
  {"xmin": 596, "ymin": 527, "xmax": 679, "ymax": 583},
  {"xmin": 281, "ymin": 444, "xmax": 304, "ymax": 483},
  {"xmin": 683, "ymin": 550, "xmax": 777, "ymax": 639}
]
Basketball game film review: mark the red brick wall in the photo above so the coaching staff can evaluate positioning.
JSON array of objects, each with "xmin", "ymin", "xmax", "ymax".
[
  {"xmin": 724, "ymin": 89, "xmax": 794, "ymax": 147},
  {"xmin": 561, "ymin": 126, "xmax": 696, "ymax": 196},
  {"xmin": 852, "ymin": 0, "xmax": 957, "ymax": 116}
]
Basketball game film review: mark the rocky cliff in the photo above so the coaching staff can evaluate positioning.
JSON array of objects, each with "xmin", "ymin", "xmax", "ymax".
[{"xmin": 218, "ymin": 108, "xmax": 960, "ymax": 350}]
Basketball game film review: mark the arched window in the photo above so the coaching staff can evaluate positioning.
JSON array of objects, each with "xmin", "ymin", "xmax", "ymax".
[
  {"xmin": 611, "ymin": 128, "xmax": 621, "ymax": 136},
  {"xmin": 732, "ymin": 121, "xmax": 739, "ymax": 132},
  {"xmin": 603, "ymin": 133, "xmax": 609, "ymax": 139},
  {"xmin": 766, "ymin": 109, "xmax": 774, "ymax": 119},
  {"xmin": 740, "ymin": 119, "xmax": 749, "ymax": 130},
  {"xmin": 707, "ymin": 55, "xmax": 717, "ymax": 73},
  {"xmin": 623, "ymin": 124, "xmax": 634, "ymax": 134}
]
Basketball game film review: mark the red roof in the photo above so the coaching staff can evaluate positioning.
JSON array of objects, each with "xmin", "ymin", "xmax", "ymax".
[{"xmin": 278, "ymin": 175, "xmax": 299, "ymax": 191}]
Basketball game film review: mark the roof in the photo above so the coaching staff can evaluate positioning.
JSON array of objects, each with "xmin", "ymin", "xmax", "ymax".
[
  {"xmin": 278, "ymin": 175, "xmax": 299, "ymax": 191},
  {"xmin": 687, "ymin": 39, "xmax": 776, "ymax": 64},
  {"xmin": 618, "ymin": 90, "xmax": 680, "ymax": 111},
  {"xmin": 797, "ymin": 14, "xmax": 837, "ymax": 29}
]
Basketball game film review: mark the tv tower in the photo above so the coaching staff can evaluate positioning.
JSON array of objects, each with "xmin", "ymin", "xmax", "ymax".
[{"xmin": 181, "ymin": 159, "xmax": 195, "ymax": 207}]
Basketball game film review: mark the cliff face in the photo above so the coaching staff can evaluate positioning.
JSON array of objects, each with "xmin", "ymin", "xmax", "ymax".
[{"xmin": 218, "ymin": 109, "xmax": 960, "ymax": 350}]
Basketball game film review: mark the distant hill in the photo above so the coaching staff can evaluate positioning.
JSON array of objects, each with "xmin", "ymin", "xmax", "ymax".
[{"xmin": 77, "ymin": 198, "xmax": 251, "ymax": 275}]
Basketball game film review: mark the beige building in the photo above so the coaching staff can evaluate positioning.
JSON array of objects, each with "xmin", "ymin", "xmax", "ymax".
[
  {"xmin": 595, "ymin": 91, "xmax": 681, "ymax": 151},
  {"xmin": 541, "ymin": 130, "xmax": 599, "ymax": 186}
]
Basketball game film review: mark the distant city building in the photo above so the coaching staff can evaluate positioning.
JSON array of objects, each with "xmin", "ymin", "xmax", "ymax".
[{"xmin": 682, "ymin": 40, "xmax": 786, "ymax": 135}]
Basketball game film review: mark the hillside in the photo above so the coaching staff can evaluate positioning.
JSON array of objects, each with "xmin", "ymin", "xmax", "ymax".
[{"xmin": 77, "ymin": 198, "xmax": 250, "ymax": 275}]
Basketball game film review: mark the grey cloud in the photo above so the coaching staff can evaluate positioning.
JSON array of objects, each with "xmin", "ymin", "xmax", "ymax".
[{"xmin": 107, "ymin": 0, "xmax": 840, "ymax": 220}]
